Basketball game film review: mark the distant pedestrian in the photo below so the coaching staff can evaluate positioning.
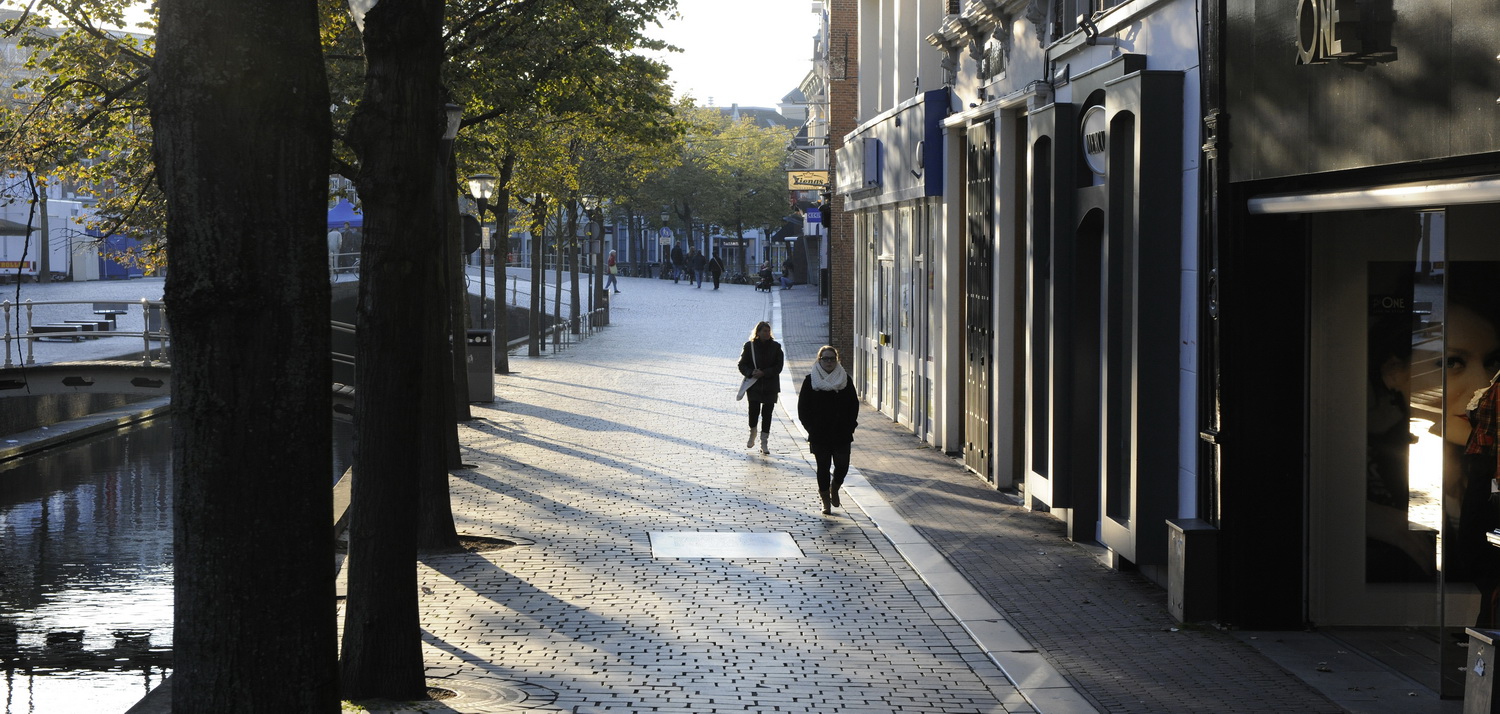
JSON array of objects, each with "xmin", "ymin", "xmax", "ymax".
[
  {"xmin": 738, "ymin": 320, "xmax": 784, "ymax": 455},
  {"xmin": 670, "ymin": 243, "xmax": 685, "ymax": 283},
  {"xmin": 797, "ymin": 345, "xmax": 859, "ymax": 514},
  {"xmin": 707, "ymin": 252, "xmax": 724, "ymax": 290},
  {"xmin": 689, "ymin": 248, "xmax": 706, "ymax": 288},
  {"xmin": 781, "ymin": 257, "xmax": 795, "ymax": 290},
  {"xmin": 605, "ymin": 250, "xmax": 620, "ymax": 293}
]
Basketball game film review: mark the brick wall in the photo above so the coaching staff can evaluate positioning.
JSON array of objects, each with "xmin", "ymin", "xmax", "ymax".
[{"xmin": 826, "ymin": 0, "xmax": 858, "ymax": 361}]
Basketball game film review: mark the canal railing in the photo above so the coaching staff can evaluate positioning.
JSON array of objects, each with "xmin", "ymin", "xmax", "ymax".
[{"xmin": 2, "ymin": 297, "xmax": 170, "ymax": 368}]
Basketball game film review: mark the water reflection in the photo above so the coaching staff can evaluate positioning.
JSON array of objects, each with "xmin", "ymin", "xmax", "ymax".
[
  {"xmin": 0, "ymin": 418, "xmax": 353, "ymax": 713},
  {"xmin": 0, "ymin": 419, "xmax": 173, "ymax": 713}
]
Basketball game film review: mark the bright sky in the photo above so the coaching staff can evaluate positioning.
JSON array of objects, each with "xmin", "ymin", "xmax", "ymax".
[{"xmin": 643, "ymin": 0, "xmax": 823, "ymax": 110}]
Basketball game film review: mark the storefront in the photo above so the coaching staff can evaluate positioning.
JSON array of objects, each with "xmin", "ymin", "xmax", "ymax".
[
  {"xmin": 1215, "ymin": 0, "xmax": 1500, "ymax": 696},
  {"xmin": 837, "ymin": 89, "xmax": 951, "ymax": 449}
]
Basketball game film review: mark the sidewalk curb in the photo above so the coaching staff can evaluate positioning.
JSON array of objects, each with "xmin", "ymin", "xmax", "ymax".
[
  {"xmin": 770, "ymin": 292, "xmax": 1099, "ymax": 714},
  {"xmin": 0, "ymin": 396, "xmax": 172, "ymax": 463}
]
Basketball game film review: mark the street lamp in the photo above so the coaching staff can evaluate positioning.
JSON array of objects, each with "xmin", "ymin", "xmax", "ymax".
[
  {"xmin": 467, "ymin": 174, "xmax": 497, "ymax": 329},
  {"xmin": 660, "ymin": 206, "xmax": 671, "ymax": 272}
]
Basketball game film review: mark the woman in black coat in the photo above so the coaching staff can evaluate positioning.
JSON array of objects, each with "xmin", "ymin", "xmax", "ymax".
[
  {"xmin": 738, "ymin": 321, "xmax": 784, "ymax": 454},
  {"xmin": 797, "ymin": 345, "xmax": 858, "ymax": 514}
]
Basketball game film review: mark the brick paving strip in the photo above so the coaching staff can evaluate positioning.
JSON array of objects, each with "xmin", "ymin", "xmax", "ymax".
[{"xmin": 369, "ymin": 277, "xmax": 1032, "ymax": 713}]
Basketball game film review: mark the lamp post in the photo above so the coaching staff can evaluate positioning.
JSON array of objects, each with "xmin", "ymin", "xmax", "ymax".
[
  {"xmin": 467, "ymin": 174, "xmax": 497, "ymax": 329},
  {"xmin": 660, "ymin": 206, "xmax": 670, "ymax": 275}
]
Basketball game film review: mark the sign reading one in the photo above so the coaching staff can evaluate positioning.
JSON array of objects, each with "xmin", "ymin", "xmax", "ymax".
[
  {"xmin": 1080, "ymin": 105, "xmax": 1108, "ymax": 176},
  {"xmin": 1296, "ymin": 0, "xmax": 1360, "ymax": 64},
  {"xmin": 787, "ymin": 170, "xmax": 831, "ymax": 190}
]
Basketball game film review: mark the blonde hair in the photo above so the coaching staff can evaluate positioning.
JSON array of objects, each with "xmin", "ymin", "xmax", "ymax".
[
  {"xmin": 750, "ymin": 321, "xmax": 774, "ymax": 341},
  {"xmin": 816, "ymin": 345, "xmax": 839, "ymax": 362}
]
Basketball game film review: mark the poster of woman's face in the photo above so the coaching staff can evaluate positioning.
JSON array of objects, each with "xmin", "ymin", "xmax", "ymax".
[{"xmin": 1366, "ymin": 260, "xmax": 1500, "ymax": 584}]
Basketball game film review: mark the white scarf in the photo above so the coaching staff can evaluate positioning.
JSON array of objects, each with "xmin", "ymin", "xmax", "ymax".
[{"xmin": 810, "ymin": 361, "xmax": 848, "ymax": 391}]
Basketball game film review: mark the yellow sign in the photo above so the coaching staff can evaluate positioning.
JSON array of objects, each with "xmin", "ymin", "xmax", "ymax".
[{"xmin": 787, "ymin": 171, "xmax": 831, "ymax": 190}]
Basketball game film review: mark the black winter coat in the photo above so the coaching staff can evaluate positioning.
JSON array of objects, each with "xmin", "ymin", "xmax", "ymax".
[
  {"xmin": 797, "ymin": 375, "xmax": 858, "ymax": 451},
  {"xmin": 738, "ymin": 339, "xmax": 784, "ymax": 404}
]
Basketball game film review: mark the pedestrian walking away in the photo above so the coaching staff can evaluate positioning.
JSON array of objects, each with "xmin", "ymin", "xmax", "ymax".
[
  {"xmin": 605, "ymin": 250, "xmax": 620, "ymax": 293},
  {"xmin": 707, "ymin": 252, "xmax": 724, "ymax": 289},
  {"xmin": 797, "ymin": 345, "xmax": 859, "ymax": 514},
  {"xmin": 781, "ymin": 257, "xmax": 795, "ymax": 289},
  {"xmin": 670, "ymin": 242, "xmax": 685, "ymax": 283},
  {"xmin": 738, "ymin": 321, "xmax": 784, "ymax": 454},
  {"xmin": 689, "ymin": 247, "xmax": 706, "ymax": 288}
]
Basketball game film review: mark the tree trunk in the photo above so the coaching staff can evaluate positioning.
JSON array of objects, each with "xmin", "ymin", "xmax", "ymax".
[
  {"xmin": 493, "ymin": 153, "xmax": 516, "ymax": 373},
  {"xmin": 339, "ymin": 0, "xmax": 446, "ymax": 700},
  {"xmin": 567, "ymin": 200, "xmax": 580, "ymax": 334},
  {"xmin": 552, "ymin": 217, "xmax": 563, "ymax": 348},
  {"xmin": 528, "ymin": 198, "xmax": 546, "ymax": 356},
  {"xmin": 446, "ymin": 161, "xmax": 472, "ymax": 425},
  {"xmin": 420, "ymin": 161, "xmax": 463, "ymax": 551},
  {"xmin": 149, "ymin": 0, "xmax": 336, "ymax": 710}
]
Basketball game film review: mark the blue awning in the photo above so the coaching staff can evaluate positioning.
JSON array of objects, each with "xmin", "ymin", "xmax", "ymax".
[{"xmin": 328, "ymin": 200, "xmax": 363, "ymax": 229}]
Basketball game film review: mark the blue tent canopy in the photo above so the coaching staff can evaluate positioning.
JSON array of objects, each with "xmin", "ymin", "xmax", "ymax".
[{"xmin": 328, "ymin": 200, "xmax": 363, "ymax": 229}]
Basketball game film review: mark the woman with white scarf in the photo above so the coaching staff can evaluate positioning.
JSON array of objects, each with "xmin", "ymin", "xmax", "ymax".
[{"xmin": 797, "ymin": 345, "xmax": 859, "ymax": 514}]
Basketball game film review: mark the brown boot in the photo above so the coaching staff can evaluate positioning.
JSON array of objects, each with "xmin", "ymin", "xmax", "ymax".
[{"xmin": 819, "ymin": 491, "xmax": 831, "ymax": 514}]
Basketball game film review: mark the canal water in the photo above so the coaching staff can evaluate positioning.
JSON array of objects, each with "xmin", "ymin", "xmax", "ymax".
[{"xmin": 0, "ymin": 417, "xmax": 353, "ymax": 714}]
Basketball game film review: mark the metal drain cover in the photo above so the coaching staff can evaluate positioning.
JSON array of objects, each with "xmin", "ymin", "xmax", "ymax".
[
  {"xmin": 650, "ymin": 531, "xmax": 803, "ymax": 558},
  {"xmin": 347, "ymin": 677, "xmax": 556, "ymax": 712}
]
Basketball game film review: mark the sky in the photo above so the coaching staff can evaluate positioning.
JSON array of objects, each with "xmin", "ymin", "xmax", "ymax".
[{"xmin": 643, "ymin": 0, "xmax": 824, "ymax": 110}]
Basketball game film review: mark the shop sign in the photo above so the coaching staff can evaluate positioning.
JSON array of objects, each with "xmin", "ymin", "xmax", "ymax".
[
  {"xmin": 1080, "ymin": 105, "xmax": 1107, "ymax": 177},
  {"xmin": 787, "ymin": 171, "xmax": 830, "ymax": 191},
  {"xmin": 1295, "ymin": 0, "xmax": 1388, "ymax": 65}
]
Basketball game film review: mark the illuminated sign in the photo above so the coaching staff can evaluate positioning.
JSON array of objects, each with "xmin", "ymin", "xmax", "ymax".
[{"xmin": 787, "ymin": 171, "xmax": 830, "ymax": 191}]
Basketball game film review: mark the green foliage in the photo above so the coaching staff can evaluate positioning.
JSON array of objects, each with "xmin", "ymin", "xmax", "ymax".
[
  {"xmin": 0, "ymin": 0, "xmax": 688, "ymax": 270},
  {"xmin": 635, "ymin": 104, "xmax": 793, "ymax": 241},
  {"xmin": 0, "ymin": 2, "xmax": 161, "ymax": 259}
]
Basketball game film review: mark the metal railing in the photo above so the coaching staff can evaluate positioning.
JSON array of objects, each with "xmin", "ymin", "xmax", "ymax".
[
  {"xmin": 3, "ymin": 268, "xmax": 607, "ymax": 373},
  {"xmin": 2, "ymin": 298, "xmax": 170, "ymax": 368}
]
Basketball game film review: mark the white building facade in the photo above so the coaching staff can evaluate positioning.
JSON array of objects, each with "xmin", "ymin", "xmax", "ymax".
[{"xmin": 834, "ymin": 0, "xmax": 1202, "ymax": 582}]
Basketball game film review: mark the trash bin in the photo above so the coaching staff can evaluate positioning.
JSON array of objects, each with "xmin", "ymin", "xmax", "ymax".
[
  {"xmin": 465, "ymin": 329, "xmax": 494, "ymax": 403},
  {"xmin": 1467, "ymin": 629, "xmax": 1500, "ymax": 713}
]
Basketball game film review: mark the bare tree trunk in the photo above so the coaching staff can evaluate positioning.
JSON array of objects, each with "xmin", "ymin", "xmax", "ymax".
[
  {"xmin": 339, "ymin": 0, "xmax": 446, "ymax": 700},
  {"xmin": 149, "ymin": 0, "xmax": 336, "ymax": 709}
]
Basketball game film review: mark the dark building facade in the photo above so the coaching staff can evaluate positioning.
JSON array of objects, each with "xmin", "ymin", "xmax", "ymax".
[{"xmin": 1212, "ymin": 1, "xmax": 1500, "ymax": 697}]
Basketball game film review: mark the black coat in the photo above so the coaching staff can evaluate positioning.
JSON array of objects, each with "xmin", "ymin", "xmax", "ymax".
[
  {"xmin": 737, "ymin": 339, "xmax": 784, "ymax": 404},
  {"xmin": 797, "ymin": 375, "xmax": 858, "ymax": 451}
]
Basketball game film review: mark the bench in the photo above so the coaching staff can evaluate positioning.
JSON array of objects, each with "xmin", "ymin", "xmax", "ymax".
[
  {"xmin": 63, "ymin": 319, "xmax": 112, "ymax": 338},
  {"xmin": 33, "ymin": 324, "xmax": 85, "ymax": 342},
  {"xmin": 92, "ymin": 302, "xmax": 130, "ymax": 328}
]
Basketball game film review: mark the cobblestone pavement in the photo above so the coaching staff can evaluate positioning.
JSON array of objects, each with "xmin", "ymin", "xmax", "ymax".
[{"xmin": 412, "ymin": 274, "xmax": 1035, "ymax": 713}]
